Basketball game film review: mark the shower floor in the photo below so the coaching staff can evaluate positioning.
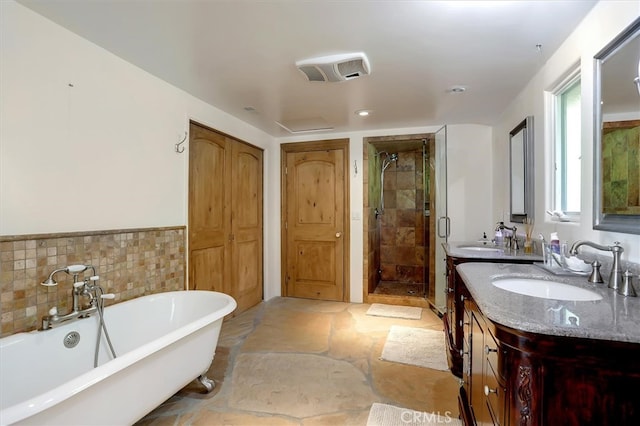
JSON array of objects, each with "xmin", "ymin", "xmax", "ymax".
[{"xmin": 373, "ymin": 281, "xmax": 425, "ymax": 297}]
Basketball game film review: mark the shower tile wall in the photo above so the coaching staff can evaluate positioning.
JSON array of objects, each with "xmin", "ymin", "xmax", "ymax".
[
  {"xmin": 0, "ymin": 227, "xmax": 185, "ymax": 337},
  {"xmin": 380, "ymin": 151, "xmax": 426, "ymax": 283}
]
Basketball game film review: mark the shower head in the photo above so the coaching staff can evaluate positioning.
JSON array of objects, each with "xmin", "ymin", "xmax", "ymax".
[
  {"xmin": 378, "ymin": 151, "xmax": 398, "ymax": 161},
  {"xmin": 382, "ymin": 152, "xmax": 398, "ymax": 171}
]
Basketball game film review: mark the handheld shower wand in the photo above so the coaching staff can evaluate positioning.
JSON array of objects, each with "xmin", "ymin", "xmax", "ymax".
[
  {"xmin": 41, "ymin": 264, "xmax": 92, "ymax": 286},
  {"xmin": 379, "ymin": 152, "xmax": 399, "ymax": 212}
]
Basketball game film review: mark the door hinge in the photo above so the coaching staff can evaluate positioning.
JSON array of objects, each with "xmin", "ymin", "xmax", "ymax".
[
  {"xmin": 285, "ymin": 166, "xmax": 288, "ymax": 175},
  {"xmin": 285, "ymin": 221, "xmax": 288, "ymax": 230}
]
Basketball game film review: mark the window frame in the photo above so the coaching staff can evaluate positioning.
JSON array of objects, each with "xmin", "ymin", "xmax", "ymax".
[{"xmin": 546, "ymin": 67, "xmax": 582, "ymax": 222}]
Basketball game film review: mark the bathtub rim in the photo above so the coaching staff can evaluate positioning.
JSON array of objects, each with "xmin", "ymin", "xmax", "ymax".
[{"xmin": 0, "ymin": 290, "xmax": 236, "ymax": 425}]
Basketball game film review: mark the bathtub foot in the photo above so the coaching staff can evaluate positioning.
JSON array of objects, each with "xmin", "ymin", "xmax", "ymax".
[{"xmin": 197, "ymin": 374, "xmax": 215, "ymax": 393}]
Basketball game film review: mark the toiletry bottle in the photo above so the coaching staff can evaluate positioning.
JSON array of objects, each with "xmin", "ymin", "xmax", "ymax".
[{"xmin": 550, "ymin": 232, "xmax": 560, "ymax": 254}]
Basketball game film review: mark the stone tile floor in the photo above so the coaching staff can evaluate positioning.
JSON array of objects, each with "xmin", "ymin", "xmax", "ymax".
[{"xmin": 136, "ymin": 297, "xmax": 459, "ymax": 425}]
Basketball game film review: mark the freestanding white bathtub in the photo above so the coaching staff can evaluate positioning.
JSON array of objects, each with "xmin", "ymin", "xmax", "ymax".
[{"xmin": 0, "ymin": 290, "xmax": 236, "ymax": 425}]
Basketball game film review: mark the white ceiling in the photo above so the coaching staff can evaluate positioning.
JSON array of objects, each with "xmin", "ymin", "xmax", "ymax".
[{"xmin": 19, "ymin": 0, "xmax": 598, "ymax": 137}]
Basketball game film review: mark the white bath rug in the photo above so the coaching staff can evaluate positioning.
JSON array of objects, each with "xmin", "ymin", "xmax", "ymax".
[
  {"xmin": 380, "ymin": 326, "xmax": 448, "ymax": 371},
  {"xmin": 366, "ymin": 303, "xmax": 422, "ymax": 320},
  {"xmin": 366, "ymin": 402, "xmax": 461, "ymax": 426}
]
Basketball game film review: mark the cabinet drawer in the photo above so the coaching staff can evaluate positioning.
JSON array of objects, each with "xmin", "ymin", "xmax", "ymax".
[
  {"xmin": 485, "ymin": 357, "xmax": 505, "ymax": 425},
  {"xmin": 462, "ymin": 336, "xmax": 471, "ymax": 390},
  {"xmin": 484, "ymin": 331, "xmax": 502, "ymax": 376}
]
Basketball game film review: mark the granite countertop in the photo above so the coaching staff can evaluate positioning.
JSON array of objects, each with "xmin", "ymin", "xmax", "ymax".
[
  {"xmin": 457, "ymin": 262, "xmax": 640, "ymax": 344},
  {"xmin": 444, "ymin": 241, "xmax": 544, "ymax": 262}
]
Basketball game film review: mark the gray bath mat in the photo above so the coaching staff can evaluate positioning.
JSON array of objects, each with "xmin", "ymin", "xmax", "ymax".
[
  {"xmin": 366, "ymin": 402, "xmax": 461, "ymax": 426},
  {"xmin": 380, "ymin": 326, "xmax": 448, "ymax": 371},
  {"xmin": 366, "ymin": 303, "xmax": 422, "ymax": 320}
]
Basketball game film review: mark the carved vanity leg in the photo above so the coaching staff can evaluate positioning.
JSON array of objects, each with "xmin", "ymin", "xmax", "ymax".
[
  {"xmin": 518, "ymin": 365, "xmax": 532, "ymax": 426},
  {"xmin": 197, "ymin": 374, "xmax": 215, "ymax": 393}
]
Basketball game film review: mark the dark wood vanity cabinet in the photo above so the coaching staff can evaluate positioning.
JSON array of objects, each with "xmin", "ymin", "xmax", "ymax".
[
  {"xmin": 460, "ymin": 296, "xmax": 507, "ymax": 425},
  {"xmin": 444, "ymin": 255, "xmax": 469, "ymax": 377},
  {"xmin": 444, "ymin": 254, "xmax": 537, "ymax": 378},
  {"xmin": 458, "ymin": 288, "xmax": 640, "ymax": 426}
]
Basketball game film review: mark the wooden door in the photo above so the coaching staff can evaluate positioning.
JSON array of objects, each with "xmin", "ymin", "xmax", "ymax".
[
  {"xmin": 188, "ymin": 122, "xmax": 263, "ymax": 314},
  {"xmin": 283, "ymin": 141, "xmax": 348, "ymax": 301},
  {"xmin": 231, "ymin": 141, "xmax": 263, "ymax": 312},
  {"xmin": 189, "ymin": 122, "xmax": 231, "ymax": 294}
]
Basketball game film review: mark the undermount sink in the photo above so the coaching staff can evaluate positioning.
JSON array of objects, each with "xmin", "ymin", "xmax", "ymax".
[
  {"xmin": 458, "ymin": 245, "xmax": 502, "ymax": 252},
  {"xmin": 492, "ymin": 278, "xmax": 602, "ymax": 301}
]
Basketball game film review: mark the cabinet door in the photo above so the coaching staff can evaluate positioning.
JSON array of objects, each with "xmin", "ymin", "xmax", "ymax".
[
  {"xmin": 445, "ymin": 257, "xmax": 455, "ymax": 341},
  {"xmin": 484, "ymin": 332, "xmax": 504, "ymax": 425},
  {"xmin": 462, "ymin": 300, "xmax": 472, "ymax": 391},
  {"xmin": 471, "ymin": 311, "xmax": 492, "ymax": 425}
]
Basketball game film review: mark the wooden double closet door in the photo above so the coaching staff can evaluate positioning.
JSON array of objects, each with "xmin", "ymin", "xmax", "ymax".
[{"xmin": 188, "ymin": 122, "xmax": 263, "ymax": 315}]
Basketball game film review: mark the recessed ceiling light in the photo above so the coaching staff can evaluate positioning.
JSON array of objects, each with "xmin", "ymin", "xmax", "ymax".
[
  {"xmin": 356, "ymin": 109, "xmax": 372, "ymax": 116},
  {"xmin": 449, "ymin": 86, "xmax": 467, "ymax": 94}
]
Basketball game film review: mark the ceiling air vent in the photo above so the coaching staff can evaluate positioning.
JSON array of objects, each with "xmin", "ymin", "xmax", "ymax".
[{"xmin": 296, "ymin": 52, "xmax": 370, "ymax": 82}]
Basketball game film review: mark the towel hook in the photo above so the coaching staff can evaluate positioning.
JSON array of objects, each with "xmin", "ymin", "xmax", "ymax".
[{"xmin": 175, "ymin": 131, "xmax": 187, "ymax": 154}]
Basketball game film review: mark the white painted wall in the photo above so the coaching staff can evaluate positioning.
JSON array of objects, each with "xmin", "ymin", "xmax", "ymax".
[
  {"xmin": 8, "ymin": 0, "xmax": 632, "ymax": 307},
  {"xmin": 0, "ymin": 2, "xmax": 280, "ymax": 295},
  {"xmin": 492, "ymin": 1, "xmax": 640, "ymax": 264},
  {"xmin": 0, "ymin": 0, "xmax": 497, "ymax": 304},
  {"xmin": 278, "ymin": 124, "xmax": 495, "ymax": 302}
]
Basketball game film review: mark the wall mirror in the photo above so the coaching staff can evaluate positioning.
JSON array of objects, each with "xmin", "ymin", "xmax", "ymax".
[
  {"xmin": 509, "ymin": 116, "xmax": 534, "ymax": 223},
  {"xmin": 593, "ymin": 17, "xmax": 640, "ymax": 234}
]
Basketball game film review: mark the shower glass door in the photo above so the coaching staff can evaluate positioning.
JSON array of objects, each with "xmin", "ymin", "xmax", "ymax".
[{"xmin": 433, "ymin": 125, "xmax": 448, "ymax": 312}]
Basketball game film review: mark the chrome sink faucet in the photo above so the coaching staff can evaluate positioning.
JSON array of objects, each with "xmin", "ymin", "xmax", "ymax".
[
  {"xmin": 569, "ymin": 241, "xmax": 624, "ymax": 290},
  {"xmin": 496, "ymin": 222, "xmax": 519, "ymax": 250}
]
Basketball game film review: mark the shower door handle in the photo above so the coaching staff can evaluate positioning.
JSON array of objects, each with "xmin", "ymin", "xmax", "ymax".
[{"xmin": 437, "ymin": 216, "xmax": 450, "ymax": 238}]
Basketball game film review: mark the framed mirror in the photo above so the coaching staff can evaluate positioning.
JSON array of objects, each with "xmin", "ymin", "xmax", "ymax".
[
  {"xmin": 593, "ymin": 17, "xmax": 640, "ymax": 234},
  {"xmin": 509, "ymin": 116, "xmax": 534, "ymax": 223}
]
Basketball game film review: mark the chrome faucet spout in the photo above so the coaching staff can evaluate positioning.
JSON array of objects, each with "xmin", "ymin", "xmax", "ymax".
[
  {"xmin": 569, "ymin": 240, "xmax": 624, "ymax": 290},
  {"xmin": 569, "ymin": 240, "xmax": 611, "ymax": 255}
]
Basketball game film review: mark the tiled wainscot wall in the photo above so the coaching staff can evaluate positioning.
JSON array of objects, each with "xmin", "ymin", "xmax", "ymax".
[{"xmin": 0, "ymin": 227, "xmax": 185, "ymax": 337}]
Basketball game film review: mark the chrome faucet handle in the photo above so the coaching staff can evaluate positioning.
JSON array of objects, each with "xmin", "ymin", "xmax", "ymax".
[
  {"xmin": 618, "ymin": 270, "xmax": 637, "ymax": 297},
  {"xmin": 588, "ymin": 260, "xmax": 604, "ymax": 284}
]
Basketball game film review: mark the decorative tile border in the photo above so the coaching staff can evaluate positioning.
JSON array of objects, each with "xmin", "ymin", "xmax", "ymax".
[{"xmin": 0, "ymin": 227, "xmax": 185, "ymax": 337}]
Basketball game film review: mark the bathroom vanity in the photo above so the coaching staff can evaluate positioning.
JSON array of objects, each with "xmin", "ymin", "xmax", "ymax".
[
  {"xmin": 456, "ymin": 262, "xmax": 640, "ymax": 425},
  {"xmin": 442, "ymin": 242, "xmax": 542, "ymax": 377}
]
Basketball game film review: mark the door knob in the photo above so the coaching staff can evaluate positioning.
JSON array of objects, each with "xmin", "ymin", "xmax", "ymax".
[{"xmin": 335, "ymin": 232, "xmax": 342, "ymax": 238}]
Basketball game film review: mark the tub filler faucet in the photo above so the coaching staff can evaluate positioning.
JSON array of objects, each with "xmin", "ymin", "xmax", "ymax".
[
  {"xmin": 40, "ymin": 265, "xmax": 107, "ymax": 330},
  {"xmin": 569, "ymin": 241, "xmax": 624, "ymax": 290}
]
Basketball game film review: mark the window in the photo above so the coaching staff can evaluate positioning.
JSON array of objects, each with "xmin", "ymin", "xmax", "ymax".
[{"xmin": 552, "ymin": 75, "xmax": 581, "ymax": 216}]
